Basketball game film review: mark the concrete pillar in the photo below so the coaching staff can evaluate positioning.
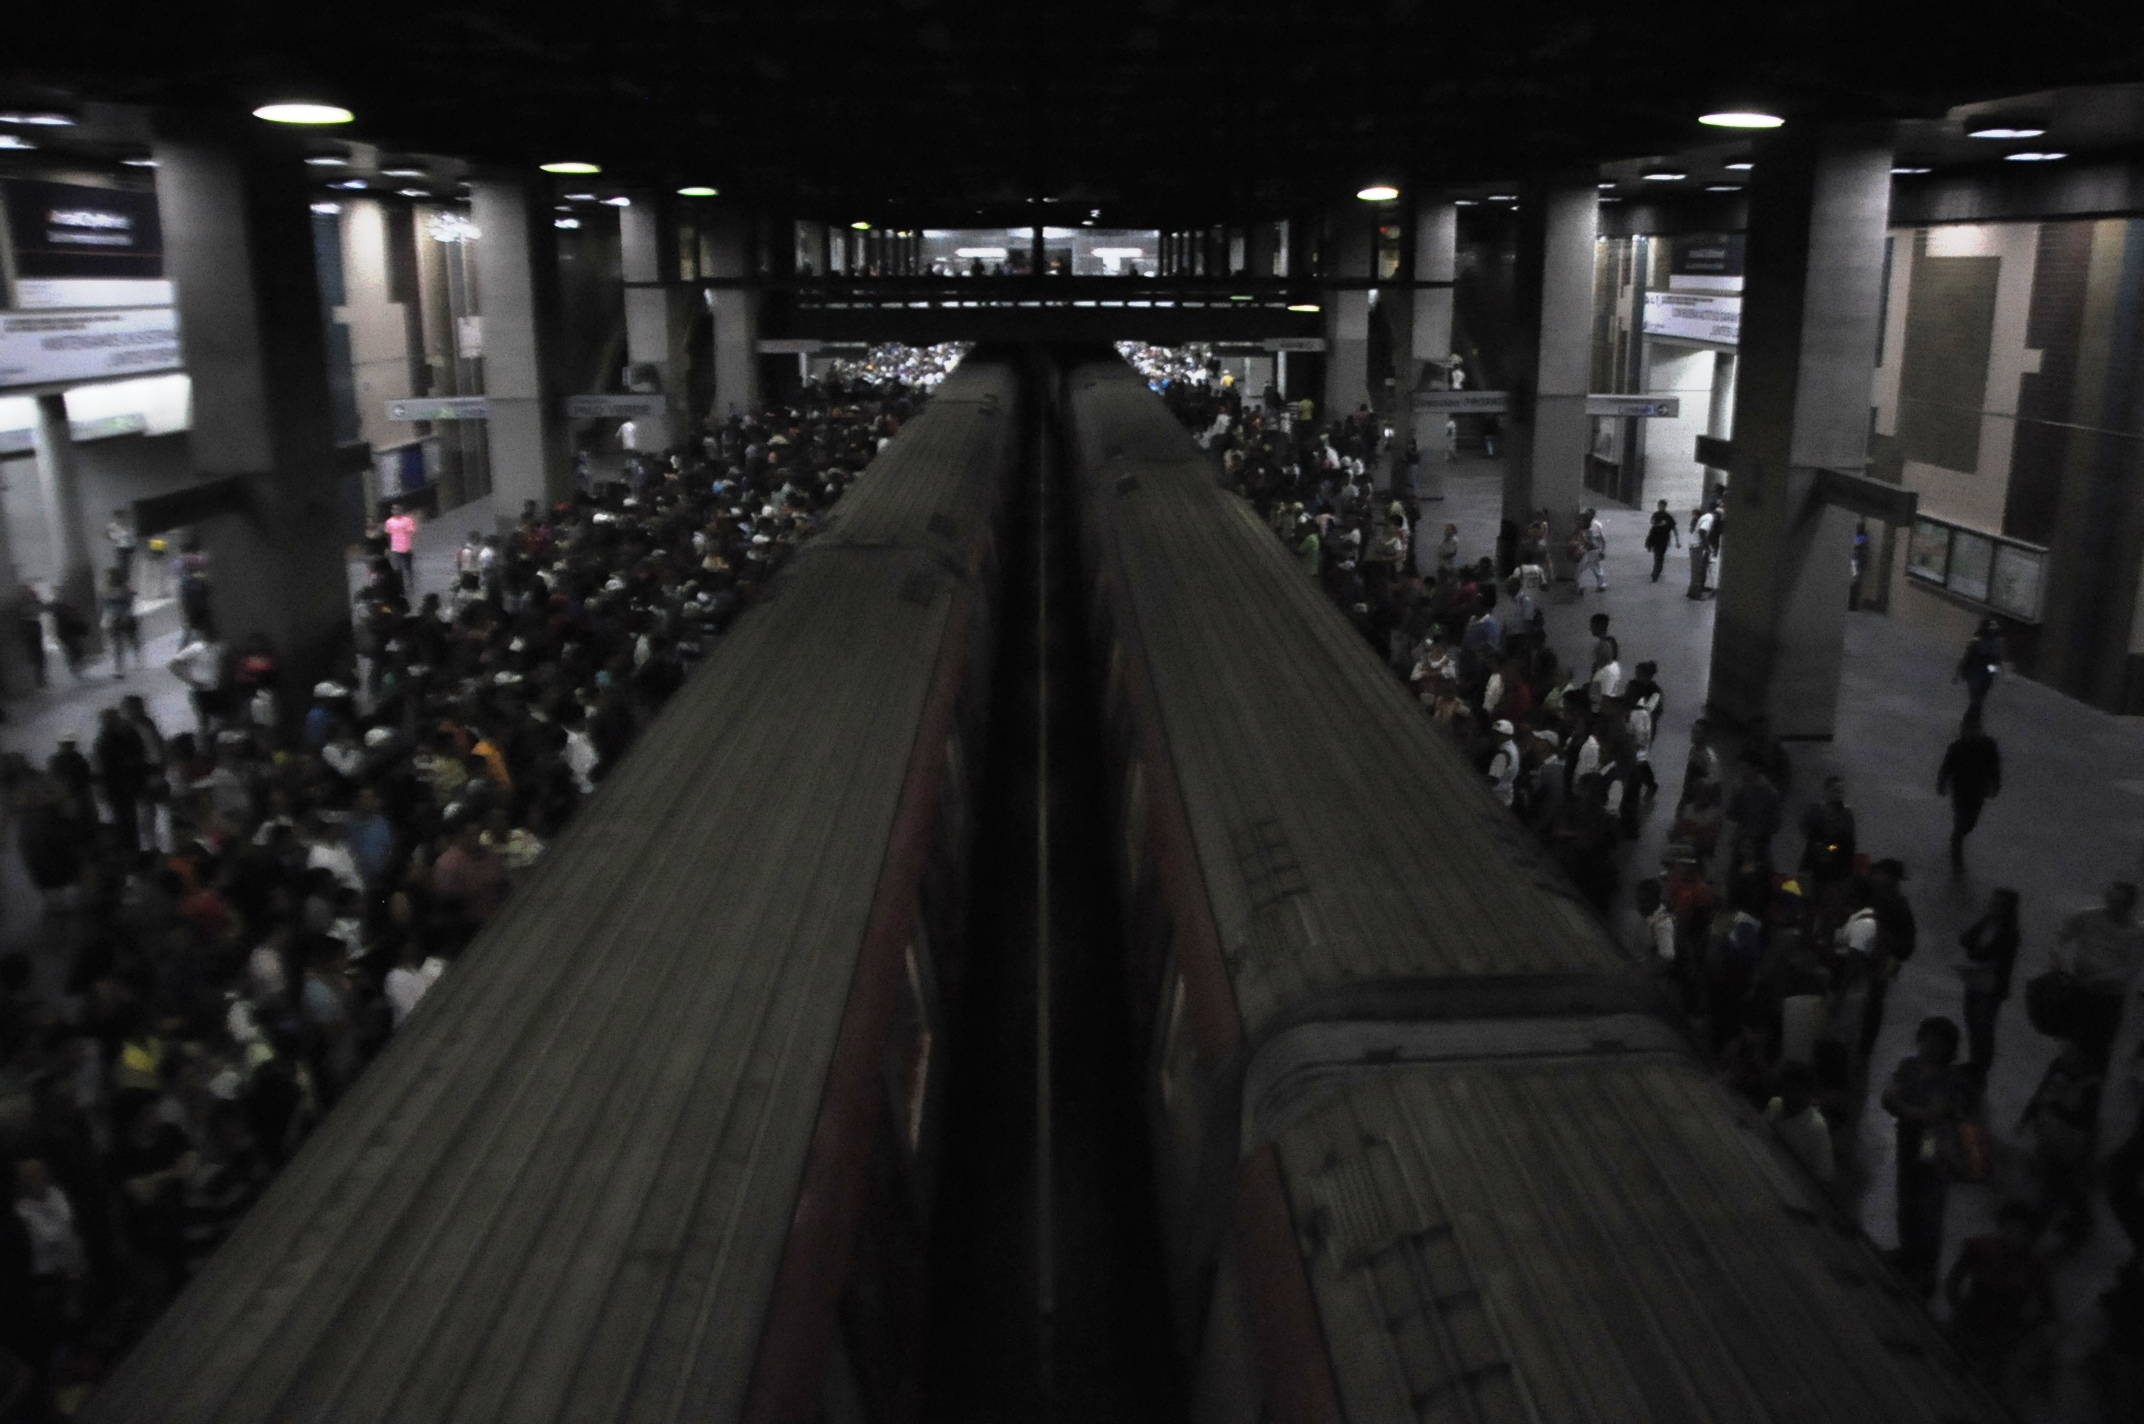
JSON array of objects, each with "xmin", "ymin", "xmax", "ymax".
[
  {"xmin": 1703, "ymin": 350, "xmax": 1737, "ymax": 502},
  {"xmin": 1502, "ymin": 178, "xmax": 1598, "ymax": 538},
  {"xmin": 470, "ymin": 177, "xmax": 572, "ymax": 522},
  {"xmin": 1322, "ymin": 210, "xmax": 1373, "ymax": 425},
  {"xmin": 1706, "ymin": 125, "xmax": 1892, "ymax": 739},
  {"xmin": 703, "ymin": 211, "xmax": 760, "ymax": 421},
  {"xmin": 620, "ymin": 194, "xmax": 693, "ymax": 452},
  {"xmin": 1244, "ymin": 355, "xmax": 1275, "ymax": 402},
  {"xmin": 1246, "ymin": 221, "xmax": 1279, "ymax": 280},
  {"xmin": 1405, "ymin": 200, "xmax": 1458, "ymax": 501},
  {"xmin": 154, "ymin": 126, "xmax": 352, "ymax": 693},
  {"xmin": 30, "ymin": 394, "xmax": 97, "ymax": 628}
]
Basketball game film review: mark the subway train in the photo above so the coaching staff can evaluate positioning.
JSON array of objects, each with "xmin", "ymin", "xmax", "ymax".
[
  {"xmin": 1059, "ymin": 354, "xmax": 2006, "ymax": 1423},
  {"xmin": 80, "ymin": 356, "xmax": 1022, "ymax": 1424}
]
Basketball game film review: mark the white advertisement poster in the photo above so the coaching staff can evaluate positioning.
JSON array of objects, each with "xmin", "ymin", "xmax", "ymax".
[
  {"xmin": 0, "ymin": 307, "xmax": 182, "ymax": 389},
  {"xmin": 15, "ymin": 278, "xmax": 175, "ymax": 310},
  {"xmin": 1643, "ymin": 290, "xmax": 1741, "ymax": 346}
]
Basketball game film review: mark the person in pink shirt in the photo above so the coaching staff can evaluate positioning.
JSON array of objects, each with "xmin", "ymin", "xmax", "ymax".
[{"xmin": 383, "ymin": 503, "xmax": 419, "ymax": 592}]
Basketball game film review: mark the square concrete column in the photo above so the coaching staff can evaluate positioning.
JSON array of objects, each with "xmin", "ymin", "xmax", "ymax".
[
  {"xmin": 702, "ymin": 211, "xmax": 760, "ymax": 421},
  {"xmin": 30, "ymin": 393, "xmax": 98, "ymax": 626},
  {"xmin": 620, "ymin": 195, "xmax": 693, "ymax": 452},
  {"xmin": 1706, "ymin": 125, "xmax": 1893, "ymax": 738},
  {"xmin": 154, "ymin": 127, "xmax": 353, "ymax": 688},
  {"xmin": 1502, "ymin": 178, "xmax": 1598, "ymax": 535},
  {"xmin": 470, "ymin": 177, "xmax": 572, "ymax": 521},
  {"xmin": 1322, "ymin": 210, "xmax": 1373, "ymax": 424},
  {"xmin": 1407, "ymin": 200, "xmax": 1458, "ymax": 501}
]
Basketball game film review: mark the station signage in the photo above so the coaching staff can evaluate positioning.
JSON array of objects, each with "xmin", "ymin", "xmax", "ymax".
[
  {"xmin": 0, "ymin": 307, "xmax": 182, "ymax": 389},
  {"xmin": 3, "ymin": 178, "xmax": 169, "ymax": 310},
  {"xmin": 386, "ymin": 396, "xmax": 490, "ymax": 421},
  {"xmin": 756, "ymin": 339, "xmax": 825, "ymax": 354},
  {"xmin": 564, "ymin": 393, "xmax": 667, "ymax": 419},
  {"xmin": 1643, "ymin": 290, "xmax": 1741, "ymax": 345},
  {"xmin": 1586, "ymin": 395, "xmax": 1680, "ymax": 418},
  {"xmin": 1417, "ymin": 390, "xmax": 1510, "ymax": 414},
  {"xmin": 1263, "ymin": 337, "xmax": 1327, "ymax": 353}
]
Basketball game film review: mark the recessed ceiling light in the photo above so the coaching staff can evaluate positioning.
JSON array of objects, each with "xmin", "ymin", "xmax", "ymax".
[
  {"xmin": 382, "ymin": 167, "xmax": 425, "ymax": 178},
  {"xmin": 1642, "ymin": 172, "xmax": 1686, "ymax": 182},
  {"xmin": 563, "ymin": 192, "xmax": 596, "ymax": 201},
  {"xmin": 304, "ymin": 155, "xmax": 348, "ymax": 167},
  {"xmin": 1598, "ymin": 196, "xmax": 1623, "ymax": 203},
  {"xmin": 554, "ymin": 218, "xmax": 581, "ymax": 230},
  {"xmin": 1453, "ymin": 198, "xmax": 1478, "ymax": 205},
  {"xmin": 851, "ymin": 221, "xmax": 872, "ymax": 230},
  {"xmin": 1891, "ymin": 165, "xmax": 1933, "ymax": 175},
  {"xmin": 398, "ymin": 188, "xmax": 429, "ymax": 198},
  {"xmin": 1705, "ymin": 184, "xmax": 1741, "ymax": 192},
  {"xmin": 2006, "ymin": 151, "xmax": 2067, "ymax": 162},
  {"xmin": 121, "ymin": 156, "xmax": 157, "ymax": 168},
  {"xmin": 0, "ymin": 111, "xmax": 75, "ymax": 127},
  {"xmin": 1969, "ymin": 126, "xmax": 2044, "ymax": 140},
  {"xmin": 1230, "ymin": 293, "xmax": 1253, "ymax": 301},
  {"xmin": 555, "ymin": 204, "xmax": 574, "ymax": 212},
  {"xmin": 1356, "ymin": 184, "xmax": 1399, "ymax": 202},
  {"xmin": 676, "ymin": 185, "xmax": 718, "ymax": 197},
  {"xmin": 0, "ymin": 135, "xmax": 37, "ymax": 151},
  {"xmin": 253, "ymin": 102, "xmax": 354, "ymax": 125},
  {"xmin": 335, "ymin": 179, "xmax": 367, "ymax": 190},
  {"xmin": 1081, "ymin": 219, "xmax": 1095, "ymax": 226},
  {"xmin": 312, "ymin": 202, "xmax": 343, "ymax": 215},
  {"xmin": 1487, "ymin": 193, "xmax": 1516, "ymax": 201},
  {"xmin": 1725, "ymin": 161, "xmax": 1754, "ymax": 171},
  {"xmin": 1700, "ymin": 111, "xmax": 1783, "ymax": 129},
  {"xmin": 603, "ymin": 195, "xmax": 631, "ymax": 207},
  {"xmin": 1597, "ymin": 182, "xmax": 1616, "ymax": 189},
  {"xmin": 1287, "ymin": 302, "xmax": 1321, "ymax": 313},
  {"xmin": 540, "ymin": 160, "xmax": 601, "ymax": 174}
]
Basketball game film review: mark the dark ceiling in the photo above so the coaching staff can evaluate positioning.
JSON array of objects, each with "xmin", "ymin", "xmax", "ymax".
[{"xmin": 6, "ymin": 1, "xmax": 2139, "ymax": 223}]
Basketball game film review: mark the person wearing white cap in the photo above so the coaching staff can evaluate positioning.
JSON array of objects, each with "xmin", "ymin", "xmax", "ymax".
[{"xmin": 1487, "ymin": 720, "xmax": 1521, "ymax": 808}]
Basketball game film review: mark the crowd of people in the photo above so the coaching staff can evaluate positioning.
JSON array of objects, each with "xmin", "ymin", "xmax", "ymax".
[
  {"xmin": 0, "ymin": 373, "xmax": 934, "ymax": 1416},
  {"xmin": 1171, "ymin": 360, "xmax": 2144, "ymax": 1415}
]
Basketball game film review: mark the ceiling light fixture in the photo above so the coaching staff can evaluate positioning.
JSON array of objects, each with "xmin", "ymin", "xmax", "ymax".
[
  {"xmin": 676, "ymin": 185, "xmax": 718, "ymax": 197},
  {"xmin": 121, "ymin": 156, "xmax": 157, "ymax": 168},
  {"xmin": 253, "ymin": 102, "xmax": 354, "ymax": 125},
  {"xmin": 310, "ymin": 202, "xmax": 342, "ymax": 215},
  {"xmin": 554, "ymin": 218, "xmax": 581, "ymax": 230},
  {"xmin": 1705, "ymin": 184, "xmax": 1742, "ymax": 192},
  {"xmin": 1356, "ymin": 184, "xmax": 1399, "ymax": 202},
  {"xmin": 1969, "ymin": 126, "xmax": 2044, "ymax": 140},
  {"xmin": 1699, "ymin": 111, "xmax": 1783, "ymax": 129},
  {"xmin": 1725, "ymin": 161, "xmax": 1754, "ymax": 171},
  {"xmin": 1286, "ymin": 302, "xmax": 1321, "ymax": 313},
  {"xmin": 1230, "ymin": 293, "xmax": 1253, "ymax": 301},
  {"xmin": 382, "ymin": 166, "xmax": 425, "ymax": 178},
  {"xmin": 539, "ymin": 160, "xmax": 601, "ymax": 174},
  {"xmin": 1597, "ymin": 182, "xmax": 1616, "ymax": 190},
  {"xmin": 335, "ymin": 178, "xmax": 367, "ymax": 190},
  {"xmin": 2006, "ymin": 151, "xmax": 2067, "ymax": 162},
  {"xmin": 563, "ymin": 192, "xmax": 596, "ymax": 202},
  {"xmin": 0, "ymin": 135, "xmax": 37, "ymax": 151},
  {"xmin": 1642, "ymin": 172, "xmax": 1686, "ymax": 182},
  {"xmin": 603, "ymin": 195, "xmax": 631, "ymax": 207},
  {"xmin": 398, "ymin": 188, "xmax": 429, "ymax": 198},
  {"xmin": 1452, "ymin": 198, "xmax": 1478, "ymax": 205},
  {"xmin": 304, "ymin": 155, "xmax": 348, "ymax": 167},
  {"xmin": 0, "ymin": 111, "xmax": 76, "ymax": 127},
  {"xmin": 851, "ymin": 220, "xmax": 872, "ymax": 230},
  {"xmin": 1892, "ymin": 165, "xmax": 1933, "ymax": 175},
  {"xmin": 1487, "ymin": 193, "xmax": 1516, "ymax": 201}
]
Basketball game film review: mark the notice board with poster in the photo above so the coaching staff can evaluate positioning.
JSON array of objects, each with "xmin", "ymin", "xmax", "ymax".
[{"xmin": 3, "ymin": 178, "xmax": 171, "ymax": 310}]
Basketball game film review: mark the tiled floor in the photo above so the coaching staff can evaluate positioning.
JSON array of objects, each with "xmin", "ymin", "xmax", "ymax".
[{"xmin": 1421, "ymin": 456, "xmax": 2139, "ymax": 1420}]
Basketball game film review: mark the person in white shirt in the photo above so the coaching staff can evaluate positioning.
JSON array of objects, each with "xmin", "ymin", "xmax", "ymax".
[
  {"xmin": 384, "ymin": 942, "xmax": 446, "ymax": 1028},
  {"xmin": 303, "ymin": 819, "xmax": 365, "ymax": 896},
  {"xmin": 1588, "ymin": 656, "xmax": 1623, "ymax": 710},
  {"xmin": 1486, "ymin": 720, "xmax": 1521, "ymax": 807},
  {"xmin": 14, "ymin": 1158, "xmax": 89, "ymax": 1284},
  {"xmin": 168, "ymin": 634, "xmax": 227, "ymax": 736},
  {"xmin": 1765, "ymin": 1065, "xmax": 1836, "ymax": 1185}
]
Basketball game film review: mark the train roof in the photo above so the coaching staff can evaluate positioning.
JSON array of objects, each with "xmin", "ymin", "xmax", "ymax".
[
  {"xmin": 1273, "ymin": 1059, "xmax": 2001, "ymax": 1423},
  {"xmin": 83, "ymin": 363, "xmax": 1018, "ymax": 1424},
  {"xmin": 1065, "ymin": 361, "xmax": 1632, "ymax": 1042}
]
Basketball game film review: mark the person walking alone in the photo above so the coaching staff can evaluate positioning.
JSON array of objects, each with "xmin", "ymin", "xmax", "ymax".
[
  {"xmin": 1956, "ymin": 617, "xmax": 2004, "ymax": 716},
  {"xmin": 1958, "ymin": 887, "xmax": 2020, "ymax": 1076},
  {"xmin": 1645, "ymin": 499, "xmax": 1681, "ymax": 582},
  {"xmin": 383, "ymin": 502, "xmax": 419, "ymax": 594},
  {"xmin": 1938, "ymin": 710, "xmax": 2002, "ymax": 874}
]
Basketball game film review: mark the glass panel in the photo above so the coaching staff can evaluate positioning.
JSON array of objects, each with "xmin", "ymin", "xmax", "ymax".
[
  {"xmin": 1947, "ymin": 530, "xmax": 1994, "ymax": 603},
  {"xmin": 1907, "ymin": 519, "xmax": 1952, "ymax": 582},
  {"xmin": 1990, "ymin": 543, "xmax": 2044, "ymax": 620}
]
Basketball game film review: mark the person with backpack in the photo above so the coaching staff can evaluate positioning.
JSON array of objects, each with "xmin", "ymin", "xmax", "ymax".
[{"xmin": 1644, "ymin": 499, "xmax": 1681, "ymax": 581}]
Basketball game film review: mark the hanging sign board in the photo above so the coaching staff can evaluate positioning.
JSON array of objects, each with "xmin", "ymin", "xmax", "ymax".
[
  {"xmin": 0, "ymin": 307, "xmax": 182, "ymax": 388},
  {"xmin": 1417, "ymin": 390, "xmax": 1510, "ymax": 414},
  {"xmin": 1586, "ymin": 395, "xmax": 1680, "ymax": 418},
  {"xmin": 756, "ymin": 338, "xmax": 825, "ymax": 354},
  {"xmin": 386, "ymin": 396, "xmax": 490, "ymax": 421},
  {"xmin": 1263, "ymin": 337, "xmax": 1326, "ymax": 352},
  {"xmin": 565, "ymin": 393, "xmax": 667, "ymax": 419},
  {"xmin": 4, "ymin": 179, "xmax": 170, "ymax": 310}
]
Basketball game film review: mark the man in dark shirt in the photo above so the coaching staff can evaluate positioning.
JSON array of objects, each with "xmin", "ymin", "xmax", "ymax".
[
  {"xmin": 1937, "ymin": 710, "xmax": 2002, "ymax": 874},
  {"xmin": 1643, "ymin": 499, "xmax": 1681, "ymax": 581},
  {"xmin": 1798, "ymin": 775, "xmax": 1857, "ymax": 887},
  {"xmin": 1862, "ymin": 857, "xmax": 1919, "ymax": 1061}
]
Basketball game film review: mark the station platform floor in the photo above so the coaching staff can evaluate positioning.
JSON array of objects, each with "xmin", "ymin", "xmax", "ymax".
[
  {"xmin": 0, "ymin": 469, "xmax": 2134, "ymax": 1414},
  {"xmin": 1421, "ymin": 455, "xmax": 2138, "ymax": 1419}
]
